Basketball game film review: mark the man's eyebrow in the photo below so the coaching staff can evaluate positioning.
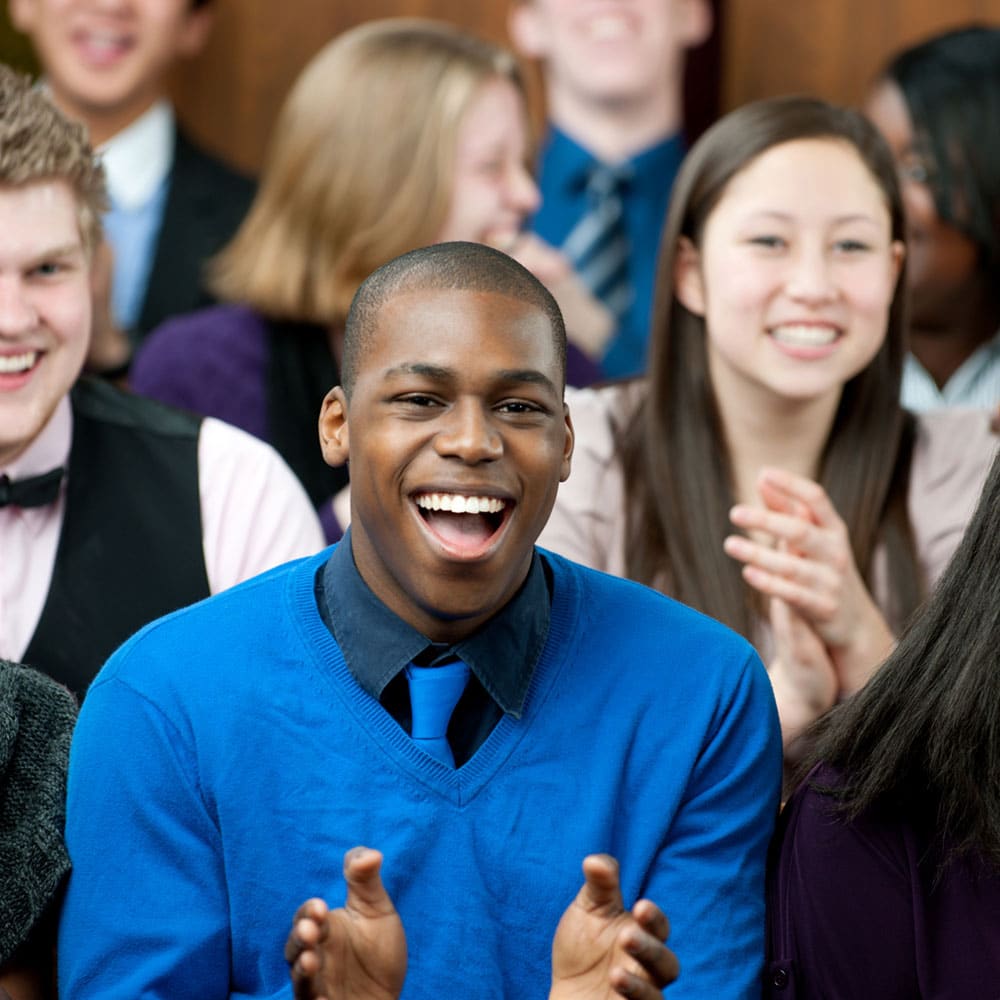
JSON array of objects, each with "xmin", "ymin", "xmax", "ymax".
[
  {"xmin": 382, "ymin": 364, "xmax": 559, "ymax": 395},
  {"xmin": 29, "ymin": 243, "xmax": 83, "ymax": 263}
]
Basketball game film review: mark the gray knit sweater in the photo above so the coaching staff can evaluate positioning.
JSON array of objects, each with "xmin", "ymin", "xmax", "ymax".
[{"xmin": 0, "ymin": 661, "xmax": 77, "ymax": 964}]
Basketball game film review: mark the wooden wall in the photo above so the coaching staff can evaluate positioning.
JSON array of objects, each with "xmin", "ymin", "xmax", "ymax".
[
  {"xmin": 723, "ymin": 0, "xmax": 1000, "ymax": 112},
  {"xmin": 4, "ymin": 1, "xmax": 1000, "ymax": 176}
]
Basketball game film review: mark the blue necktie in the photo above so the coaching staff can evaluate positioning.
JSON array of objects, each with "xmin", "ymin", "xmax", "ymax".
[
  {"xmin": 405, "ymin": 660, "xmax": 470, "ymax": 767},
  {"xmin": 561, "ymin": 164, "xmax": 634, "ymax": 322}
]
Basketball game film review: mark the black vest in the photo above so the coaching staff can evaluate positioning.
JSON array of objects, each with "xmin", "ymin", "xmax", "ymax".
[{"xmin": 22, "ymin": 378, "xmax": 210, "ymax": 696}]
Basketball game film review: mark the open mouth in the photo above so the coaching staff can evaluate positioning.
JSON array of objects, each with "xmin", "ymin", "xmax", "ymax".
[{"xmin": 413, "ymin": 491, "xmax": 511, "ymax": 556}]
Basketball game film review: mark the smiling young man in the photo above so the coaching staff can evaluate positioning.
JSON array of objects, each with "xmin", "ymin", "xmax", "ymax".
[
  {"xmin": 8, "ymin": 0, "xmax": 254, "ymax": 352},
  {"xmin": 0, "ymin": 64, "xmax": 322, "ymax": 694},
  {"xmin": 509, "ymin": 0, "xmax": 712, "ymax": 379},
  {"xmin": 60, "ymin": 242, "xmax": 782, "ymax": 999}
]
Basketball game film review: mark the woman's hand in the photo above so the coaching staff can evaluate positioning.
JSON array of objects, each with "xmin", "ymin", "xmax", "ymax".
[
  {"xmin": 766, "ymin": 597, "xmax": 838, "ymax": 747},
  {"xmin": 724, "ymin": 467, "xmax": 894, "ymax": 696}
]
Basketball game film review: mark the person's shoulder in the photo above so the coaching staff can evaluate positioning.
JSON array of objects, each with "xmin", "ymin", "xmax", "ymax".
[
  {"xmin": 172, "ymin": 126, "xmax": 256, "ymax": 198},
  {"xmin": 544, "ymin": 548, "xmax": 759, "ymax": 666},
  {"xmin": 565, "ymin": 379, "xmax": 645, "ymax": 452},
  {"xmin": 92, "ymin": 548, "xmax": 326, "ymax": 689},
  {"xmin": 909, "ymin": 407, "xmax": 998, "ymax": 508},
  {"xmin": 136, "ymin": 303, "xmax": 267, "ymax": 360},
  {"xmin": 71, "ymin": 376, "xmax": 201, "ymax": 439},
  {"xmin": 0, "ymin": 660, "xmax": 77, "ymax": 729}
]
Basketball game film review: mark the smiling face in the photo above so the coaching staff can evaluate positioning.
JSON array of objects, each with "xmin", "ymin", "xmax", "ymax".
[
  {"xmin": 674, "ymin": 138, "xmax": 904, "ymax": 411},
  {"xmin": 435, "ymin": 77, "xmax": 540, "ymax": 251},
  {"xmin": 0, "ymin": 180, "xmax": 91, "ymax": 466},
  {"xmin": 10, "ymin": 0, "xmax": 211, "ymax": 144},
  {"xmin": 510, "ymin": 0, "xmax": 709, "ymax": 111},
  {"xmin": 320, "ymin": 286, "xmax": 573, "ymax": 642},
  {"xmin": 864, "ymin": 79, "xmax": 979, "ymax": 331}
]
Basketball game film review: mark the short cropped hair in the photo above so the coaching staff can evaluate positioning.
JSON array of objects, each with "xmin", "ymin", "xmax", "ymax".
[
  {"xmin": 0, "ymin": 63, "xmax": 107, "ymax": 255},
  {"xmin": 210, "ymin": 19, "xmax": 525, "ymax": 325},
  {"xmin": 342, "ymin": 242, "xmax": 567, "ymax": 396}
]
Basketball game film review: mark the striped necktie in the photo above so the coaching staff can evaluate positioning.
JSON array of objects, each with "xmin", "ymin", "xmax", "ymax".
[
  {"xmin": 405, "ymin": 659, "xmax": 470, "ymax": 767},
  {"xmin": 561, "ymin": 163, "xmax": 634, "ymax": 322}
]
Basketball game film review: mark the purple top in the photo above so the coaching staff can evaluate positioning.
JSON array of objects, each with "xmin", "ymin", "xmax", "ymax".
[
  {"xmin": 767, "ymin": 763, "xmax": 1000, "ymax": 998},
  {"xmin": 131, "ymin": 303, "xmax": 271, "ymax": 441}
]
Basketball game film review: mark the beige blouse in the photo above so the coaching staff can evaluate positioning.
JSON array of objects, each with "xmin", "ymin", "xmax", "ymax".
[{"xmin": 540, "ymin": 383, "xmax": 998, "ymax": 646}]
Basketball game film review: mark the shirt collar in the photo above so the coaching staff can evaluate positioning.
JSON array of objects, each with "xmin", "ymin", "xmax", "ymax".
[
  {"xmin": 99, "ymin": 100, "xmax": 175, "ymax": 210},
  {"xmin": 540, "ymin": 124, "xmax": 684, "ymax": 195},
  {"xmin": 320, "ymin": 529, "xmax": 551, "ymax": 718},
  {"xmin": 1, "ymin": 396, "xmax": 72, "ymax": 480}
]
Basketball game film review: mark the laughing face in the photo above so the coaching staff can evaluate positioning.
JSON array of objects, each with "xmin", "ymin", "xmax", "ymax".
[
  {"xmin": 10, "ymin": 0, "xmax": 211, "ymax": 143},
  {"xmin": 320, "ymin": 286, "xmax": 573, "ymax": 642},
  {"xmin": 0, "ymin": 180, "xmax": 92, "ymax": 467}
]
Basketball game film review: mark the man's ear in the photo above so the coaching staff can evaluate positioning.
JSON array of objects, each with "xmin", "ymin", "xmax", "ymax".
[
  {"xmin": 319, "ymin": 387, "xmax": 350, "ymax": 469},
  {"xmin": 673, "ymin": 236, "xmax": 706, "ymax": 317},
  {"xmin": 560, "ymin": 403, "xmax": 574, "ymax": 483},
  {"xmin": 175, "ymin": 4, "xmax": 214, "ymax": 59},
  {"xmin": 508, "ymin": 2, "xmax": 547, "ymax": 60},
  {"xmin": 677, "ymin": 0, "xmax": 714, "ymax": 50},
  {"xmin": 9, "ymin": 0, "xmax": 39, "ymax": 34}
]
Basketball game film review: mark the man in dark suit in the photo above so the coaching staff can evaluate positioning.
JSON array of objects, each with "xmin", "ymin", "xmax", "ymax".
[{"xmin": 8, "ymin": 0, "xmax": 253, "ymax": 361}]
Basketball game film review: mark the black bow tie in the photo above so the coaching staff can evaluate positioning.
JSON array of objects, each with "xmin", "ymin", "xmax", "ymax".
[{"xmin": 0, "ymin": 467, "xmax": 66, "ymax": 509}]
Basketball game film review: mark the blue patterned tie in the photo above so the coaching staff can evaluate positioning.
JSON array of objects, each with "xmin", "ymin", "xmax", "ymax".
[
  {"xmin": 561, "ymin": 163, "xmax": 634, "ymax": 322},
  {"xmin": 405, "ymin": 660, "xmax": 470, "ymax": 767}
]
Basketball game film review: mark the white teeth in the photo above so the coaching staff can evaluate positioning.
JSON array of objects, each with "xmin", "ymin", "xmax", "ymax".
[
  {"xmin": 770, "ymin": 325, "xmax": 838, "ymax": 347},
  {"xmin": 587, "ymin": 15, "xmax": 631, "ymax": 40},
  {"xmin": 0, "ymin": 351, "xmax": 37, "ymax": 374},
  {"xmin": 415, "ymin": 493, "xmax": 505, "ymax": 514}
]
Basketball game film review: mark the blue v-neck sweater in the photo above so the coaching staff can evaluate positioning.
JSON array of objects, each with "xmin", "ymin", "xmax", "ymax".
[{"xmin": 61, "ymin": 547, "xmax": 781, "ymax": 999}]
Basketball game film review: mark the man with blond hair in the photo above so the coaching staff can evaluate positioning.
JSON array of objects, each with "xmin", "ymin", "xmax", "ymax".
[{"xmin": 0, "ymin": 65, "xmax": 322, "ymax": 694}]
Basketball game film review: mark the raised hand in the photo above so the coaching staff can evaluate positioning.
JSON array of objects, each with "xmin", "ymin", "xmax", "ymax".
[
  {"xmin": 285, "ymin": 848, "xmax": 406, "ymax": 1000},
  {"xmin": 551, "ymin": 854, "xmax": 679, "ymax": 1000},
  {"xmin": 723, "ymin": 467, "xmax": 894, "ymax": 696}
]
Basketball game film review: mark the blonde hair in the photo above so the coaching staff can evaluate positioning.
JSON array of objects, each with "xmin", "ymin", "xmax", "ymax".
[
  {"xmin": 0, "ymin": 64, "xmax": 107, "ymax": 255},
  {"xmin": 210, "ymin": 19, "xmax": 524, "ymax": 324}
]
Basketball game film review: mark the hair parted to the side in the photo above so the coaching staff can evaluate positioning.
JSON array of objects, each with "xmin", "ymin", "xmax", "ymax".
[
  {"xmin": 341, "ymin": 241, "xmax": 567, "ymax": 396},
  {"xmin": 0, "ymin": 63, "xmax": 107, "ymax": 255},
  {"xmin": 210, "ymin": 18, "xmax": 524, "ymax": 326},
  {"xmin": 622, "ymin": 95, "xmax": 920, "ymax": 641},
  {"xmin": 882, "ymin": 25, "xmax": 1000, "ymax": 292},
  {"xmin": 799, "ymin": 451, "xmax": 1000, "ymax": 871}
]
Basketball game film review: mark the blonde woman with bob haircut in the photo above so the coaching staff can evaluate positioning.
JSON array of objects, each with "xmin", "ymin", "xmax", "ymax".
[{"xmin": 131, "ymin": 18, "xmax": 607, "ymax": 541}]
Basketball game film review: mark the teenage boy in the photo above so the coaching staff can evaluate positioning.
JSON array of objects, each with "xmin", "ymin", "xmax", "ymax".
[
  {"xmin": 8, "ymin": 0, "xmax": 253, "ymax": 350},
  {"xmin": 509, "ymin": 0, "xmax": 711, "ymax": 378},
  {"xmin": 0, "ymin": 65, "xmax": 322, "ymax": 695},
  {"xmin": 59, "ymin": 242, "xmax": 782, "ymax": 998}
]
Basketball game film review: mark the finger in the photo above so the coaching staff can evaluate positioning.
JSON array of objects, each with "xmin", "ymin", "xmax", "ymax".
[
  {"xmin": 609, "ymin": 960, "xmax": 678, "ymax": 999},
  {"xmin": 284, "ymin": 900, "xmax": 329, "ymax": 963},
  {"xmin": 631, "ymin": 898, "xmax": 670, "ymax": 944},
  {"xmin": 620, "ymin": 924, "xmax": 680, "ymax": 987},
  {"xmin": 757, "ymin": 468, "xmax": 840, "ymax": 527},
  {"xmin": 729, "ymin": 505, "xmax": 817, "ymax": 551},
  {"xmin": 343, "ymin": 847, "xmax": 394, "ymax": 917},
  {"xmin": 723, "ymin": 535, "xmax": 839, "ymax": 591},
  {"xmin": 740, "ymin": 565, "xmax": 838, "ymax": 622},
  {"xmin": 576, "ymin": 853, "xmax": 624, "ymax": 914}
]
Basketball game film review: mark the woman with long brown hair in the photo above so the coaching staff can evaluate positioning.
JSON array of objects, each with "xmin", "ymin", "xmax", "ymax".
[{"xmin": 540, "ymin": 96, "xmax": 997, "ymax": 748}]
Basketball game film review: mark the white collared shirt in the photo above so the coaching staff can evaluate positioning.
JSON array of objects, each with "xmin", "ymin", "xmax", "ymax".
[
  {"xmin": 901, "ymin": 332, "xmax": 1000, "ymax": 412},
  {"xmin": 99, "ymin": 99, "xmax": 175, "ymax": 210}
]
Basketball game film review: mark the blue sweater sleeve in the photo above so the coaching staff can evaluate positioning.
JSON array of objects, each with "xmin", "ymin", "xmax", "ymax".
[
  {"xmin": 644, "ymin": 648, "xmax": 782, "ymax": 1000},
  {"xmin": 59, "ymin": 673, "xmax": 232, "ymax": 998}
]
